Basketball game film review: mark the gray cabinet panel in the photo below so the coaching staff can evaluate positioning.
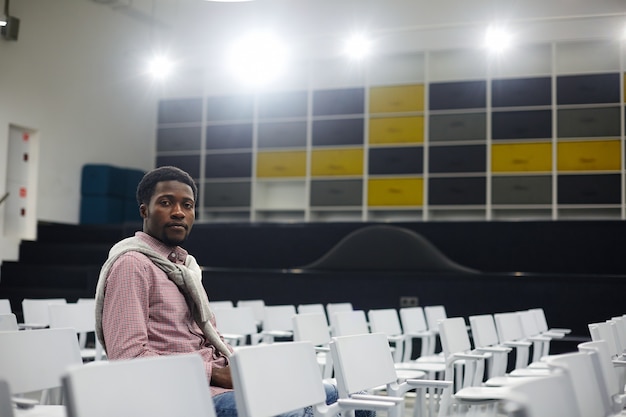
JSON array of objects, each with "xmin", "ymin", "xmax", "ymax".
[
  {"xmin": 205, "ymin": 153, "xmax": 252, "ymax": 178},
  {"xmin": 204, "ymin": 182, "xmax": 251, "ymax": 207},
  {"xmin": 206, "ymin": 124, "xmax": 253, "ymax": 150},
  {"xmin": 156, "ymin": 155, "xmax": 201, "ymax": 179},
  {"xmin": 312, "ymin": 119, "xmax": 364, "ymax": 146},
  {"xmin": 158, "ymin": 98, "xmax": 203, "ymax": 124},
  {"xmin": 206, "ymin": 95, "xmax": 254, "ymax": 121},
  {"xmin": 558, "ymin": 174, "xmax": 621, "ymax": 204},
  {"xmin": 258, "ymin": 121, "xmax": 308, "ymax": 148},
  {"xmin": 429, "ymin": 177, "xmax": 486, "ymax": 205},
  {"xmin": 310, "ymin": 180, "xmax": 363, "ymax": 206},
  {"xmin": 492, "ymin": 176, "xmax": 552, "ymax": 204},
  {"xmin": 557, "ymin": 107, "xmax": 621, "ymax": 138},
  {"xmin": 157, "ymin": 126, "xmax": 202, "ymax": 152},
  {"xmin": 430, "ymin": 113, "xmax": 486, "ymax": 142}
]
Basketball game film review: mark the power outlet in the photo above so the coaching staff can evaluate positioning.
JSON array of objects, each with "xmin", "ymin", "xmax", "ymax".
[{"xmin": 399, "ymin": 296, "xmax": 419, "ymax": 307}]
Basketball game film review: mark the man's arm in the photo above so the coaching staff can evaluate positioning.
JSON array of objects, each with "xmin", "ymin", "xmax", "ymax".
[{"xmin": 102, "ymin": 253, "xmax": 160, "ymax": 359}]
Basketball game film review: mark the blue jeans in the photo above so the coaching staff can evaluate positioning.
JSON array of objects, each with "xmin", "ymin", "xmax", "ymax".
[{"xmin": 213, "ymin": 381, "xmax": 376, "ymax": 417}]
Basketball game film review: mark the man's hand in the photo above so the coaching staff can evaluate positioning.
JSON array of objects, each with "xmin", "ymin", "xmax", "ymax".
[{"xmin": 211, "ymin": 366, "xmax": 233, "ymax": 389}]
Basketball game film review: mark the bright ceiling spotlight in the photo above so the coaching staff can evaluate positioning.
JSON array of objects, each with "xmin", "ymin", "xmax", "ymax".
[
  {"xmin": 226, "ymin": 31, "xmax": 288, "ymax": 86},
  {"xmin": 147, "ymin": 54, "xmax": 175, "ymax": 80},
  {"xmin": 343, "ymin": 33, "xmax": 371, "ymax": 60},
  {"xmin": 485, "ymin": 25, "xmax": 512, "ymax": 54}
]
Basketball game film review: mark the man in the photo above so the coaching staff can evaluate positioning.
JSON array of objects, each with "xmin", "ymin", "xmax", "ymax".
[{"xmin": 94, "ymin": 166, "xmax": 349, "ymax": 417}]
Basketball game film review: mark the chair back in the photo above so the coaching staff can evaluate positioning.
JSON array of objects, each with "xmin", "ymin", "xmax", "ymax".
[
  {"xmin": 263, "ymin": 305, "xmax": 296, "ymax": 332},
  {"xmin": 494, "ymin": 312, "xmax": 525, "ymax": 343},
  {"xmin": 399, "ymin": 307, "xmax": 428, "ymax": 333},
  {"xmin": 332, "ymin": 310, "xmax": 369, "ymax": 337},
  {"xmin": 578, "ymin": 340, "xmax": 622, "ymax": 411},
  {"xmin": 48, "ymin": 303, "xmax": 95, "ymax": 333},
  {"xmin": 297, "ymin": 304, "xmax": 328, "ymax": 324},
  {"xmin": 0, "ymin": 313, "xmax": 18, "ymax": 331},
  {"xmin": 0, "ymin": 379, "xmax": 14, "ymax": 417},
  {"xmin": 211, "ymin": 300, "xmax": 234, "ymax": 311},
  {"xmin": 214, "ymin": 307, "xmax": 259, "ymax": 337},
  {"xmin": 21, "ymin": 298, "xmax": 67, "ymax": 327},
  {"xmin": 293, "ymin": 313, "xmax": 331, "ymax": 346},
  {"xmin": 0, "ymin": 299, "xmax": 12, "ymax": 315},
  {"xmin": 588, "ymin": 321, "xmax": 621, "ymax": 357},
  {"xmin": 469, "ymin": 314, "xmax": 499, "ymax": 348},
  {"xmin": 330, "ymin": 332, "xmax": 397, "ymax": 396},
  {"xmin": 502, "ymin": 373, "xmax": 581, "ymax": 417},
  {"xmin": 368, "ymin": 308, "xmax": 403, "ymax": 336},
  {"xmin": 528, "ymin": 308, "xmax": 549, "ymax": 333},
  {"xmin": 0, "ymin": 328, "xmax": 82, "ymax": 394},
  {"xmin": 438, "ymin": 317, "xmax": 471, "ymax": 359},
  {"xmin": 64, "ymin": 354, "xmax": 216, "ymax": 417},
  {"xmin": 230, "ymin": 341, "xmax": 326, "ymax": 417},
  {"xmin": 236, "ymin": 299, "xmax": 265, "ymax": 326},
  {"xmin": 424, "ymin": 305, "xmax": 447, "ymax": 331},
  {"xmin": 545, "ymin": 351, "xmax": 607, "ymax": 417}
]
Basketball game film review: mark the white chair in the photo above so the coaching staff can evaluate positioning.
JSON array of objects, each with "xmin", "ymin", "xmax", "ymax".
[
  {"xmin": 578, "ymin": 340, "xmax": 626, "ymax": 414},
  {"xmin": 545, "ymin": 350, "xmax": 611, "ymax": 417},
  {"xmin": 498, "ymin": 372, "xmax": 581, "ymax": 417},
  {"xmin": 493, "ymin": 312, "xmax": 534, "ymax": 370},
  {"xmin": 330, "ymin": 332, "xmax": 452, "ymax": 417},
  {"xmin": 0, "ymin": 328, "xmax": 83, "ymax": 404},
  {"xmin": 0, "ymin": 299, "xmax": 12, "ymax": 315},
  {"xmin": 327, "ymin": 302, "xmax": 353, "ymax": 336},
  {"xmin": 424, "ymin": 305, "xmax": 447, "ymax": 335},
  {"xmin": 528, "ymin": 307, "xmax": 571, "ymax": 336},
  {"xmin": 210, "ymin": 300, "xmax": 234, "ymax": 311},
  {"xmin": 63, "ymin": 353, "xmax": 216, "ymax": 417},
  {"xmin": 331, "ymin": 310, "xmax": 369, "ymax": 337},
  {"xmin": 367, "ymin": 308, "xmax": 410, "ymax": 363},
  {"xmin": 298, "ymin": 303, "xmax": 329, "ymax": 325},
  {"xmin": 48, "ymin": 302, "xmax": 105, "ymax": 361},
  {"xmin": 20, "ymin": 298, "xmax": 67, "ymax": 329},
  {"xmin": 293, "ymin": 312, "xmax": 334, "ymax": 379},
  {"xmin": 213, "ymin": 306, "xmax": 263, "ymax": 346},
  {"xmin": 230, "ymin": 341, "xmax": 397, "ymax": 417},
  {"xmin": 399, "ymin": 307, "xmax": 438, "ymax": 363},
  {"xmin": 261, "ymin": 304, "xmax": 296, "ymax": 343},
  {"xmin": 0, "ymin": 313, "xmax": 18, "ymax": 331},
  {"xmin": 468, "ymin": 314, "xmax": 512, "ymax": 380},
  {"xmin": 237, "ymin": 299, "xmax": 265, "ymax": 328}
]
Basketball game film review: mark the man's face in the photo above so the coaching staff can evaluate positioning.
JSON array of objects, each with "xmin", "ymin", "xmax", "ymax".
[{"xmin": 140, "ymin": 180, "xmax": 195, "ymax": 246}]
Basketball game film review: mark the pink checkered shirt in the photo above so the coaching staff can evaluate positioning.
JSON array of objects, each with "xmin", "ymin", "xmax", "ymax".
[{"xmin": 101, "ymin": 232, "xmax": 233, "ymax": 397}]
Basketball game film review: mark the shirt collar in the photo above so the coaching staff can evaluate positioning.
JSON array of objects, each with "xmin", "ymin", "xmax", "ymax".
[{"xmin": 135, "ymin": 231, "xmax": 189, "ymax": 264}]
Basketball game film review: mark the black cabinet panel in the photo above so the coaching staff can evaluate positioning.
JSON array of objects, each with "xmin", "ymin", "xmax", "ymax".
[
  {"xmin": 557, "ymin": 73, "xmax": 620, "ymax": 105},
  {"xmin": 158, "ymin": 98, "xmax": 203, "ymax": 124},
  {"xmin": 205, "ymin": 153, "xmax": 252, "ymax": 178},
  {"xmin": 206, "ymin": 95, "xmax": 254, "ymax": 121},
  {"xmin": 312, "ymin": 119, "xmax": 364, "ymax": 146},
  {"xmin": 557, "ymin": 107, "xmax": 621, "ymax": 138},
  {"xmin": 492, "ymin": 77, "xmax": 552, "ymax": 107},
  {"xmin": 156, "ymin": 155, "xmax": 201, "ymax": 179},
  {"xmin": 204, "ymin": 182, "xmax": 251, "ymax": 207},
  {"xmin": 429, "ymin": 81, "xmax": 487, "ymax": 110},
  {"xmin": 558, "ymin": 174, "xmax": 621, "ymax": 204},
  {"xmin": 258, "ymin": 91, "xmax": 308, "ymax": 119},
  {"xmin": 157, "ymin": 126, "xmax": 202, "ymax": 152},
  {"xmin": 492, "ymin": 176, "xmax": 552, "ymax": 204},
  {"xmin": 206, "ymin": 124, "xmax": 253, "ymax": 150},
  {"xmin": 313, "ymin": 88, "xmax": 365, "ymax": 116},
  {"xmin": 429, "ymin": 145, "xmax": 486, "ymax": 173},
  {"xmin": 310, "ymin": 180, "xmax": 363, "ymax": 206},
  {"xmin": 429, "ymin": 177, "xmax": 486, "ymax": 205},
  {"xmin": 430, "ymin": 113, "xmax": 486, "ymax": 142},
  {"xmin": 492, "ymin": 110, "xmax": 552, "ymax": 140},
  {"xmin": 368, "ymin": 147, "xmax": 423, "ymax": 175},
  {"xmin": 258, "ymin": 121, "xmax": 307, "ymax": 148}
]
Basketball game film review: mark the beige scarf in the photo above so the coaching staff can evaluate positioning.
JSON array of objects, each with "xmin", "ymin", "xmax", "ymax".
[{"xmin": 94, "ymin": 236, "xmax": 232, "ymax": 358}]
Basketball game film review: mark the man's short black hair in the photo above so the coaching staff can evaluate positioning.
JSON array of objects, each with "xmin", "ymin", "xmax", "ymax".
[{"xmin": 136, "ymin": 166, "xmax": 198, "ymax": 206}]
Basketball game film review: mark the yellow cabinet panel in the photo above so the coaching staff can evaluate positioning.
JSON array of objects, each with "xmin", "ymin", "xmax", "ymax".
[
  {"xmin": 492, "ymin": 142, "xmax": 552, "ymax": 172},
  {"xmin": 368, "ymin": 178, "xmax": 423, "ymax": 206},
  {"xmin": 369, "ymin": 85, "xmax": 425, "ymax": 113},
  {"xmin": 311, "ymin": 149, "xmax": 364, "ymax": 176},
  {"xmin": 256, "ymin": 151, "xmax": 307, "ymax": 178},
  {"xmin": 369, "ymin": 117, "xmax": 424, "ymax": 144},
  {"xmin": 557, "ymin": 140, "xmax": 621, "ymax": 171}
]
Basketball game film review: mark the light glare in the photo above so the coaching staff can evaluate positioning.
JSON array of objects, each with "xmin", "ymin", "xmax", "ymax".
[
  {"xmin": 227, "ymin": 32, "xmax": 288, "ymax": 86},
  {"xmin": 148, "ymin": 55, "xmax": 174, "ymax": 80},
  {"xmin": 485, "ymin": 26, "xmax": 512, "ymax": 53},
  {"xmin": 344, "ymin": 34, "xmax": 371, "ymax": 59}
]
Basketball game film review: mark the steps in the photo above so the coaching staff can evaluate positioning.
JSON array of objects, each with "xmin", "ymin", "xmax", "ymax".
[{"xmin": 0, "ymin": 221, "xmax": 139, "ymax": 321}]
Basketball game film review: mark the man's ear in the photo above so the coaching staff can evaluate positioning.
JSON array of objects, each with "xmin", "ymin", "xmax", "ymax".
[{"xmin": 139, "ymin": 204, "xmax": 148, "ymax": 219}]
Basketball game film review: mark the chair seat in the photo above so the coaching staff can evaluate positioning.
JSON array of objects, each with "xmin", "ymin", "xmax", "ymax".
[{"xmin": 453, "ymin": 386, "xmax": 508, "ymax": 402}]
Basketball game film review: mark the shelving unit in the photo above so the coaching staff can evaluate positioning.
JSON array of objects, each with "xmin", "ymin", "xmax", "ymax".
[{"xmin": 156, "ymin": 39, "xmax": 626, "ymax": 223}]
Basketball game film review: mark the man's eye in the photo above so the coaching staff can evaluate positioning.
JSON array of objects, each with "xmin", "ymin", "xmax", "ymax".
[{"xmin": 159, "ymin": 200, "xmax": 170, "ymax": 206}]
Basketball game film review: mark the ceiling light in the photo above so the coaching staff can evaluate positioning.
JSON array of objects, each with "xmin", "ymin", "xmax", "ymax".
[
  {"xmin": 226, "ymin": 31, "xmax": 288, "ymax": 86},
  {"xmin": 147, "ymin": 54, "xmax": 175, "ymax": 80},
  {"xmin": 485, "ymin": 25, "xmax": 512, "ymax": 53},
  {"xmin": 343, "ymin": 34, "xmax": 371, "ymax": 60}
]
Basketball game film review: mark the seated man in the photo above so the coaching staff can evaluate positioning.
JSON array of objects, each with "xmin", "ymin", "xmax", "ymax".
[{"xmin": 95, "ymin": 166, "xmax": 372, "ymax": 417}]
